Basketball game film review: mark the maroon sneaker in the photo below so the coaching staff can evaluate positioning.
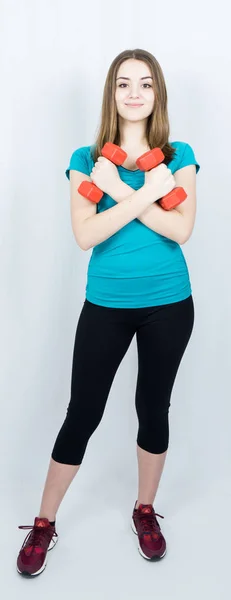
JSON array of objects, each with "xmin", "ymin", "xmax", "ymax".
[
  {"xmin": 17, "ymin": 517, "xmax": 58, "ymax": 577},
  {"xmin": 131, "ymin": 502, "xmax": 166, "ymax": 560}
]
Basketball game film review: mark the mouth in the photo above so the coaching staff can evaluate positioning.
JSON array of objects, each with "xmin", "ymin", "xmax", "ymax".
[{"xmin": 125, "ymin": 103, "xmax": 144, "ymax": 107}]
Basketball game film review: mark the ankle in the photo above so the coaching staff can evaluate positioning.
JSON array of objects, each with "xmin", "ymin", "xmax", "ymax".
[
  {"xmin": 38, "ymin": 514, "xmax": 56, "ymax": 523},
  {"xmin": 135, "ymin": 500, "xmax": 153, "ymax": 509}
]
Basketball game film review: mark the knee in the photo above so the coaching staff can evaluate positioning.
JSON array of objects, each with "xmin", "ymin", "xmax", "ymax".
[{"xmin": 51, "ymin": 408, "xmax": 103, "ymax": 466}]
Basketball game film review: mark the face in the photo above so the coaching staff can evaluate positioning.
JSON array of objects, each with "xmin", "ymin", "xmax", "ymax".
[{"xmin": 115, "ymin": 59, "xmax": 155, "ymax": 122}]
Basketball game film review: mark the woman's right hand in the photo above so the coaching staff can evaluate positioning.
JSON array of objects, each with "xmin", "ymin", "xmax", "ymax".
[{"xmin": 144, "ymin": 164, "xmax": 176, "ymax": 203}]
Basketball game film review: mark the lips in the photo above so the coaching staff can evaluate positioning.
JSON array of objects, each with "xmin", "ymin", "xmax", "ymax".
[{"xmin": 125, "ymin": 104, "xmax": 143, "ymax": 107}]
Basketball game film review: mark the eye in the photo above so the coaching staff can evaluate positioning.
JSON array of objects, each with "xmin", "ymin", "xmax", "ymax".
[{"xmin": 118, "ymin": 83, "xmax": 152, "ymax": 88}]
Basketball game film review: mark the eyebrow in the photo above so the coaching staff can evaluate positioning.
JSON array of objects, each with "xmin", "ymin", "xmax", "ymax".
[{"xmin": 116, "ymin": 76, "xmax": 153, "ymax": 80}]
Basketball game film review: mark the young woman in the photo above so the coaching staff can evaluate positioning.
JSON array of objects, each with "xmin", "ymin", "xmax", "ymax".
[{"xmin": 17, "ymin": 48, "xmax": 200, "ymax": 576}]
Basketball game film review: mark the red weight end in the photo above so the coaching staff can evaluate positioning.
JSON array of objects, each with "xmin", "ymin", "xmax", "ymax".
[
  {"xmin": 136, "ymin": 147, "xmax": 165, "ymax": 171},
  {"xmin": 159, "ymin": 187, "xmax": 187, "ymax": 211},
  {"xmin": 101, "ymin": 142, "xmax": 127, "ymax": 165},
  {"xmin": 78, "ymin": 181, "xmax": 103, "ymax": 203}
]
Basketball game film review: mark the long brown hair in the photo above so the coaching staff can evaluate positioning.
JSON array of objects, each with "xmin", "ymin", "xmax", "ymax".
[{"xmin": 91, "ymin": 48, "xmax": 176, "ymax": 165}]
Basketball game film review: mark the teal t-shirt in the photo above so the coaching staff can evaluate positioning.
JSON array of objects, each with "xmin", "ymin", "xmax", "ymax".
[{"xmin": 65, "ymin": 141, "xmax": 200, "ymax": 308}]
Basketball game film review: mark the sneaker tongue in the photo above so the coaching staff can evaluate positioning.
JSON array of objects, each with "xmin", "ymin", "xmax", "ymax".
[
  {"xmin": 34, "ymin": 517, "xmax": 50, "ymax": 527},
  {"xmin": 139, "ymin": 504, "xmax": 152, "ymax": 514}
]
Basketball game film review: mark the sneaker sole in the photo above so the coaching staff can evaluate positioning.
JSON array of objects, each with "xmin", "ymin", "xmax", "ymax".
[
  {"xmin": 17, "ymin": 534, "xmax": 58, "ymax": 577},
  {"xmin": 131, "ymin": 519, "xmax": 167, "ymax": 561}
]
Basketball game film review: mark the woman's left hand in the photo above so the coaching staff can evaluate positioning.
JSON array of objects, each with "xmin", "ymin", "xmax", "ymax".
[{"xmin": 90, "ymin": 157, "xmax": 121, "ymax": 196}]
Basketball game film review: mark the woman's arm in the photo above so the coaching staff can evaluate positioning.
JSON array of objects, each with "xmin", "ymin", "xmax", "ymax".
[
  {"xmin": 81, "ymin": 184, "xmax": 159, "ymax": 250},
  {"xmin": 111, "ymin": 165, "xmax": 197, "ymax": 244}
]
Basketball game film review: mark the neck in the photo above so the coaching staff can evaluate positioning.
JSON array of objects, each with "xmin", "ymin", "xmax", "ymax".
[{"xmin": 119, "ymin": 117, "xmax": 149, "ymax": 150}]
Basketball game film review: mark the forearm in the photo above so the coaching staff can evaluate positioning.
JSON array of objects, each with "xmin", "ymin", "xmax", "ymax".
[
  {"xmin": 81, "ymin": 184, "xmax": 156, "ymax": 250},
  {"xmin": 111, "ymin": 180, "xmax": 187, "ymax": 245}
]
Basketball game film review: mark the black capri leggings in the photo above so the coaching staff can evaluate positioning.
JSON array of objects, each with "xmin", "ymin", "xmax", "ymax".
[{"xmin": 51, "ymin": 295, "xmax": 194, "ymax": 465}]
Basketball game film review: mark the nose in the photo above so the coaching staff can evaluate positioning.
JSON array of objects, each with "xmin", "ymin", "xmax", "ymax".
[{"xmin": 128, "ymin": 82, "xmax": 140, "ymax": 98}]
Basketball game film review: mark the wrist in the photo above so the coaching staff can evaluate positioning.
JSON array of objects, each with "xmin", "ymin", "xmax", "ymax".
[
  {"xmin": 143, "ymin": 182, "xmax": 158, "ymax": 204},
  {"xmin": 110, "ymin": 179, "xmax": 134, "ymax": 203}
]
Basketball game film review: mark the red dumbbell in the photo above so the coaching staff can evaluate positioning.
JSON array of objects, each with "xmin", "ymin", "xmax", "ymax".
[
  {"xmin": 136, "ymin": 148, "xmax": 187, "ymax": 210},
  {"xmin": 78, "ymin": 142, "xmax": 127, "ymax": 204},
  {"xmin": 78, "ymin": 143, "xmax": 187, "ymax": 210}
]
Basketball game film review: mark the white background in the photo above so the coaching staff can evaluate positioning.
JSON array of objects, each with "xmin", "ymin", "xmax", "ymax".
[{"xmin": 1, "ymin": 0, "xmax": 230, "ymax": 597}]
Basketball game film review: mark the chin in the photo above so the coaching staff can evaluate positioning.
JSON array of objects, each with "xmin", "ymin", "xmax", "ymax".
[
  {"xmin": 119, "ymin": 111, "xmax": 144, "ymax": 120},
  {"xmin": 118, "ymin": 108, "xmax": 153, "ymax": 121}
]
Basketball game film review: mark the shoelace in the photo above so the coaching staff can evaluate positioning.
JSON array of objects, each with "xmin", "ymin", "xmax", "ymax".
[
  {"xmin": 139, "ymin": 510, "xmax": 164, "ymax": 535},
  {"xmin": 18, "ymin": 524, "xmax": 57, "ymax": 549}
]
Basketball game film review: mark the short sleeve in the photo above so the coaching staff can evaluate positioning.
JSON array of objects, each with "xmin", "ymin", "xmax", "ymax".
[
  {"xmin": 65, "ymin": 147, "xmax": 90, "ymax": 179},
  {"xmin": 178, "ymin": 143, "xmax": 200, "ymax": 174}
]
